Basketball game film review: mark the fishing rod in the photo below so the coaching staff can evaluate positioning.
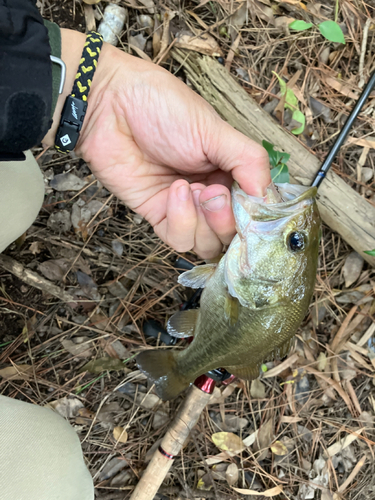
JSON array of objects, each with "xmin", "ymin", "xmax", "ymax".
[
  {"xmin": 312, "ymin": 70, "xmax": 375, "ymax": 188},
  {"xmin": 131, "ymin": 73, "xmax": 375, "ymax": 500}
]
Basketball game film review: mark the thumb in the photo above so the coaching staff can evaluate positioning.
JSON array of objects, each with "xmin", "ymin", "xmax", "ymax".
[{"xmin": 204, "ymin": 118, "xmax": 271, "ymax": 197}]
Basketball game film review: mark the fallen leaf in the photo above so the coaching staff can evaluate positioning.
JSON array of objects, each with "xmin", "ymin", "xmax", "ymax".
[
  {"xmin": 112, "ymin": 239, "xmax": 124, "ymax": 256},
  {"xmin": 309, "ymin": 96, "xmax": 333, "ymax": 123},
  {"xmin": 233, "ymin": 485, "xmax": 283, "ymax": 496},
  {"xmin": 76, "ymin": 270, "xmax": 100, "ymax": 300},
  {"xmin": 226, "ymin": 463, "xmax": 239, "ymax": 486},
  {"xmin": 62, "ymin": 337, "xmax": 93, "ymax": 358},
  {"xmin": 113, "ymin": 426, "xmax": 128, "ymax": 443},
  {"xmin": 0, "ymin": 364, "xmax": 33, "ymax": 380},
  {"xmin": 271, "ymin": 440, "xmax": 289, "ymax": 456},
  {"xmin": 80, "ymin": 357, "xmax": 125, "ymax": 374},
  {"xmin": 38, "ymin": 259, "xmax": 69, "ymax": 281},
  {"xmin": 135, "ymin": 392, "xmax": 161, "ymax": 409},
  {"xmin": 325, "ymin": 429, "xmax": 363, "ymax": 458},
  {"xmin": 175, "ymin": 31, "xmax": 223, "ymax": 56},
  {"xmin": 84, "ymin": 4, "xmax": 96, "ymax": 31},
  {"xmin": 254, "ymin": 418, "xmax": 274, "ymax": 460},
  {"xmin": 129, "ymin": 33, "xmax": 147, "ymax": 51},
  {"xmin": 250, "ymin": 379, "xmax": 266, "ymax": 398},
  {"xmin": 29, "ymin": 241, "xmax": 44, "ymax": 255},
  {"xmin": 152, "ymin": 408, "xmax": 169, "ymax": 429},
  {"xmin": 48, "ymin": 397, "xmax": 84, "ymax": 418},
  {"xmin": 137, "ymin": 0, "xmax": 154, "ymax": 13},
  {"xmin": 324, "ymin": 76, "xmax": 358, "ymax": 99},
  {"xmin": 82, "ymin": 0, "xmax": 101, "ymax": 4},
  {"xmin": 343, "ymin": 252, "xmax": 364, "ymax": 288},
  {"xmin": 212, "ymin": 432, "xmax": 245, "ymax": 454},
  {"xmin": 50, "ymin": 173, "xmax": 88, "ymax": 191},
  {"xmin": 98, "ymin": 457, "xmax": 128, "ymax": 481},
  {"xmin": 47, "ymin": 210, "xmax": 72, "ymax": 233},
  {"xmin": 249, "ymin": 0, "xmax": 274, "ymax": 24}
]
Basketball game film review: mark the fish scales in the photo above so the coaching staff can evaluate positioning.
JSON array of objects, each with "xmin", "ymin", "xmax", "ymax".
[{"xmin": 137, "ymin": 182, "xmax": 321, "ymax": 400}]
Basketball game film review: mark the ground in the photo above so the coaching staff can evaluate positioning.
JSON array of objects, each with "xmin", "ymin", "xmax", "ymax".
[{"xmin": 1, "ymin": 0, "xmax": 375, "ymax": 499}]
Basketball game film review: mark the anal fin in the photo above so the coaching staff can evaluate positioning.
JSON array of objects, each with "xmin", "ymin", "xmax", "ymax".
[{"xmin": 225, "ymin": 363, "xmax": 260, "ymax": 381}]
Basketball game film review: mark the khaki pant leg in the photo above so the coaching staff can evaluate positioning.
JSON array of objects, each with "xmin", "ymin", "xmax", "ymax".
[
  {"xmin": 0, "ymin": 396, "xmax": 94, "ymax": 500},
  {"xmin": 0, "ymin": 151, "xmax": 45, "ymax": 252}
]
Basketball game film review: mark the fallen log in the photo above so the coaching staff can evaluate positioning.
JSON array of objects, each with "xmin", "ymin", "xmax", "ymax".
[{"xmin": 172, "ymin": 49, "xmax": 375, "ymax": 267}]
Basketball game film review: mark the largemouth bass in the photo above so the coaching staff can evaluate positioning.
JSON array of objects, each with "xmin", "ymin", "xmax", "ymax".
[{"xmin": 137, "ymin": 182, "xmax": 320, "ymax": 400}]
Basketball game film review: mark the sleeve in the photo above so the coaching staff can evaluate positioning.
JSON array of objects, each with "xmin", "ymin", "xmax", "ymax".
[{"xmin": 0, "ymin": 0, "xmax": 53, "ymax": 160}]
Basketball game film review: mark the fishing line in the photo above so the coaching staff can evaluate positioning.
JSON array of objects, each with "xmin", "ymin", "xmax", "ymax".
[{"xmin": 312, "ymin": 70, "xmax": 375, "ymax": 188}]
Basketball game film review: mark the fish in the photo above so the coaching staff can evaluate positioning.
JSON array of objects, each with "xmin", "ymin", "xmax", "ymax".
[{"xmin": 137, "ymin": 181, "xmax": 321, "ymax": 400}]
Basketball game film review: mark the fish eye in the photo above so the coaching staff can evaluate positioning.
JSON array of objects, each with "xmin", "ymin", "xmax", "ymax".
[{"xmin": 287, "ymin": 231, "xmax": 306, "ymax": 252}]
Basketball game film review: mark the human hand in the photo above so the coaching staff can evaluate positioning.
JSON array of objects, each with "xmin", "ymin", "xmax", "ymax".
[{"xmin": 44, "ymin": 30, "xmax": 271, "ymax": 258}]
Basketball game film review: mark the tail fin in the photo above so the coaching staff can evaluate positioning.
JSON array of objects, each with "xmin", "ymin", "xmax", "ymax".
[{"xmin": 136, "ymin": 350, "xmax": 190, "ymax": 400}]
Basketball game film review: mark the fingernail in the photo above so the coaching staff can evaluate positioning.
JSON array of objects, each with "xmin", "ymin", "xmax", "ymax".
[
  {"xmin": 192, "ymin": 189, "xmax": 202, "ymax": 207},
  {"xmin": 202, "ymin": 194, "xmax": 226, "ymax": 212},
  {"xmin": 177, "ymin": 184, "xmax": 190, "ymax": 202}
]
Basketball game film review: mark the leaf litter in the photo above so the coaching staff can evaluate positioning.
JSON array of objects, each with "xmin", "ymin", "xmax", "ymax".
[{"xmin": 0, "ymin": 0, "xmax": 374, "ymax": 498}]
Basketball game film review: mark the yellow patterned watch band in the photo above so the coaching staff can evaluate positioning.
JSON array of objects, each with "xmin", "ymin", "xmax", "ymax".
[{"xmin": 54, "ymin": 31, "xmax": 103, "ymax": 153}]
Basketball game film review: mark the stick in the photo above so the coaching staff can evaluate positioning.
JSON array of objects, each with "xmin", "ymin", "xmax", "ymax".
[
  {"xmin": 0, "ymin": 254, "xmax": 75, "ymax": 302},
  {"xmin": 171, "ymin": 49, "xmax": 375, "ymax": 267},
  {"xmin": 130, "ymin": 377, "xmax": 215, "ymax": 500}
]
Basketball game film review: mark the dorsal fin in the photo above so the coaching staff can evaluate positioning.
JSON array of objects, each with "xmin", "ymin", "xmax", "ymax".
[
  {"xmin": 167, "ymin": 309, "xmax": 199, "ymax": 338},
  {"xmin": 178, "ymin": 264, "xmax": 217, "ymax": 289}
]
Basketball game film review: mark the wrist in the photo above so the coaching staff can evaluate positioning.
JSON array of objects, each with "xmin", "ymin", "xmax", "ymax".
[{"xmin": 42, "ymin": 29, "xmax": 86, "ymax": 147}]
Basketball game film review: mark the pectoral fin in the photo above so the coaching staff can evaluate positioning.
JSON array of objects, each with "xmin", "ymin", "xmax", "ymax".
[
  {"xmin": 224, "ymin": 294, "xmax": 240, "ymax": 326},
  {"xmin": 178, "ymin": 264, "xmax": 217, "ymax": 289},
  {"xmin": 167, "ymin": 309, "xmax": 199, "ymax": 338}
]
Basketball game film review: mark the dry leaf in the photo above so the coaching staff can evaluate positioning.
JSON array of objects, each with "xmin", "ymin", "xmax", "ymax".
[
  {"xmin": 249, "ymin": 0, "xmax": 274, "ymax": 24},
  {"xmin": 175, "ymin": 31, "xmax": 223, "ymax": 57},
  {"xmin": 343, "ymin": 252, "xmax": 364, "ymax": 288},
  {"xmin": 113, "ymin": 426, "xmax": 128, "ymax": 444},
  {"xmin": 226, "ymin": 463, "xmax": 239, "ymax": 486},
  {"xmin": 250, "ymin": 379, "xmax": 266, "ymax": 398},
  {"xmin": 324, "ymin": 429, "xmax": 363, "ymax": 458},
  {"xmin": 50, "ymin": 173, "xmax": 87, "ymax": 191},
  {"xmin": 0, "ymin": 364, "xmax": 33, "ymax": 380},
  {"xmin": 324, "ymin": 76, "xmax": 359, "ymax": 100},
  {"xmin": 270, "ymin": 440, "xmax": 288, "ymax": 456},
  {"xmin": 48, "ymin": 397, "xmax": 84, "ymax": 418},
  {"xmin": 212, "ymin": 432, "xmax": 245, "ymax": 454},
  {"xmin": 38, "ymin": 259, "xmax": 69, "ymax": 281},
  {"xmin": 135, "ymin": 392, "xmax": 161, "ymax": 409},
  {"xmin": 254, "ymin": 418, "xmax": 274, "ymax": 460},
  {"xmin": 233, "ymin": 485, "xmax": 283, "ymax": 496},
  {"xmin": 80, "ymin": 357, "xmax": 125, "ymax": 374},
  {"xmin": 29, "ymin": 241, "xmax": 44, "ymax": 255},
  {"xmin": 84, "ymin": 4, "xmax": 96, "ymax": 31},
  {"xmin": 61, "ymin": 337, "xmax": 93, "ymax": 359},
  {"xmin": 82, "ymin": 0, "xmax": 101, "ymax": 4}
]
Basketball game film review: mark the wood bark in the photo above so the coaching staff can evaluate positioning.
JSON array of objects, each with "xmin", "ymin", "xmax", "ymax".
[{"xmin": 172, "ymin": 49, "xmax": 375, "ymax": 267}]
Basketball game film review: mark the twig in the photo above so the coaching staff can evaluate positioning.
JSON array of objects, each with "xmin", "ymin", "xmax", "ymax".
[
  {"xmin": 359, "ymin": 18, "xmax": 372, "ymax": 89},
  {"xmin": 0, "ymin": 254, "xmax": 75, "ymax": 302}
]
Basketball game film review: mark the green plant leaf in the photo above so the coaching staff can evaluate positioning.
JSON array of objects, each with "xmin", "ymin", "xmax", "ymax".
[
  {"xmin": 289, "ymin": 20, "xmax": 313, "ymax": 31},
  {"xmin": 262, "ymin": 140, "xmax": 290, "ymax": 169},
  {"xmin": 318, "ymin": 21, "xmax": 345, "ymax": 44},
  {"xmin": 364, "ymin": 249, "xmax": 375, "ymax": 256},
  {"xmin": 273, "ymin": 71, "xmax": 298, "ymax": 110},
  {"xmin": 291, "ymin": 109, "xmax": 305, "ymax": 135},
  {"xmin": 271, "ymin": 164, "xmax": 290, "ymax": 183}
]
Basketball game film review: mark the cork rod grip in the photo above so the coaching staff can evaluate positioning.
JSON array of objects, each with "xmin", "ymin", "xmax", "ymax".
[{"xmin": 130, "ymin": 385, "xmax": 212, "ymax": 500}]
